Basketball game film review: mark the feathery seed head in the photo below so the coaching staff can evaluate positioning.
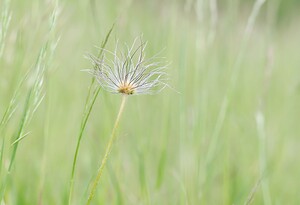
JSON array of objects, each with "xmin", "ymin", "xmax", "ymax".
[{"xmin": 87, "ymin": 39, "xmax": 167, "ymax": 95}]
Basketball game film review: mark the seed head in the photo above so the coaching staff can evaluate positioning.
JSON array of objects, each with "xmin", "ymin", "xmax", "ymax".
[{"xmin": 87, "ymin": 39, "xmax": 167, "ymax": 95}]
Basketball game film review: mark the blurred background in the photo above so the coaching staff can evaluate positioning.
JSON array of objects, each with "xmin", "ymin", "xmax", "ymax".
[{"xmin": 1, "ymin": 0, "xmax": 300, "ymax": 204}]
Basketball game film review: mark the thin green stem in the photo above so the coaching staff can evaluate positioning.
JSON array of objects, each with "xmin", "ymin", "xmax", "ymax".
[
  {"xmin": 68, "ymin": 23, "xmax": 114, "ymax": 205},
  {"xmin": 86, "ymin": 95, "xmax": 127, "ymax": 205},
  {"xmin": 68, "ymin": 87, "xmax": 100, "ymax": 205},
  {"xmin": 0, "ymin": 89, "xmax": 32, "ymax": 201}
]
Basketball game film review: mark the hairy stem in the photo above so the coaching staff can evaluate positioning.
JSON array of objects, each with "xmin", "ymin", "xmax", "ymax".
[{"xmin": 86, "ymin": 95, "xmax": 127, "ymax": 205}]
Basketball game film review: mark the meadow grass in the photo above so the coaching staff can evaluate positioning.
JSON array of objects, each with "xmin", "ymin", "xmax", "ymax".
[{"xmin": 1, "ymin": 0, "xmax": 300, "ymax": 204}]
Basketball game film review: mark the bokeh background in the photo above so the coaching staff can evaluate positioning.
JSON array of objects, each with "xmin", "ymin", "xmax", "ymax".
[{"xmin": 1, "ymin": 0, "xmax": 300, "ymax": 204}]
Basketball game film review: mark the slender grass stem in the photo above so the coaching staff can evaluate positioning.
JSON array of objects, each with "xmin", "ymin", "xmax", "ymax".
[
  {"xmin": 0, "ymin": 89, "xmax": 32, "ymax": 201},
  {"xmin": 86, "ymin": 95, "xmax": 127, "ymax": 205},
  {"xmin": 68, "ymin": 24, "xmax": 114, "ymax": 205},
  {"xmin": 205, "ymin": 0, "xmax": 266, "ymax": 166},
  {"xmin": 68, "ymin": 87, "xmax": 100, "ymax": 205}
]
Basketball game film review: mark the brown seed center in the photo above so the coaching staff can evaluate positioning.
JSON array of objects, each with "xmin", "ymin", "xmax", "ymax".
[{"xmin": 118, "ymin": 84, "xmax": 134, "ymax": 95}]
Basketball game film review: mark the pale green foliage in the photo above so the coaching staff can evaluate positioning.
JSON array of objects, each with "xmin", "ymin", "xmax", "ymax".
[{"xmin": 0, "ymin": 0, "xmax": 300, "ymax": 204}]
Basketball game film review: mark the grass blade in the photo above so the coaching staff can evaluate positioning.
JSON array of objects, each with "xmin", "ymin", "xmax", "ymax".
[{"xmin": 68, "ymin": 23, "xmax": 114, "ymax": 205}]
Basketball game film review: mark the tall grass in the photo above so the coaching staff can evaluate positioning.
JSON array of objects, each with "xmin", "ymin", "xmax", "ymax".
[
  {"xmin": 0, "ymin": 1, "xmax": 59, "ymax": 203},
  {"xmin": 0, "ymin": 0, "xmax": 11, "ymax": 58},
  {"xmin": 68, "ymin": 23, "xmax": 114, "ymax": 205},
  {"xmin": 1, "ymin": 0, "xmax": 300, "ymax": 204}
]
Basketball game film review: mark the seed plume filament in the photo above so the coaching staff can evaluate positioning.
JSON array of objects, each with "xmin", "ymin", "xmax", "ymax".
[{"xmin": 87, "ymin": 39, "xmax": 167, "ymax": 95}]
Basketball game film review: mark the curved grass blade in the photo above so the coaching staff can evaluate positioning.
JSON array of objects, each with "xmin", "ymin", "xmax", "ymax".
[{"xmin": 68, "ymin": 23, "xmax": 114, "ymax": 205}]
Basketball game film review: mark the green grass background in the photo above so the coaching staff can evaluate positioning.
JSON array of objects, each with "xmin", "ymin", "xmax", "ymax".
[{"xmin": 1, "ymin": 0, "xmax": 300, "ymax": 204}]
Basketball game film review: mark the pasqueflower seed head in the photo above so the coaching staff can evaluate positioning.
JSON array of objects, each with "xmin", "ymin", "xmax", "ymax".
[{"xmin": 87, "ymin": 39, "xmax": 167, "ymax": 95}]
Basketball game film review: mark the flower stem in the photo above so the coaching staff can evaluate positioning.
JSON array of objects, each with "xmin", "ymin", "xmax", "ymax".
[{"xmin": 86, "ymin": 95, "xmax": 127, "ymax": 205}]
